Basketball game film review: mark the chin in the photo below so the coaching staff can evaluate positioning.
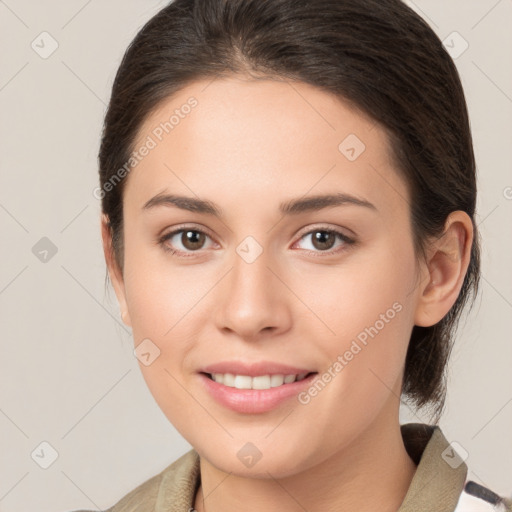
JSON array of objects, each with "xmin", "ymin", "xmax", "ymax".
[{"xmin": 196, "ymin": 438, "xmax": 317, "ymax": 480}]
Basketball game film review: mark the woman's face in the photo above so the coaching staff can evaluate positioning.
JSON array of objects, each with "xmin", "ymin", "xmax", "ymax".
[{"xmin": 109, "ymin": 76, "xmax": 429, "ymax": 477}]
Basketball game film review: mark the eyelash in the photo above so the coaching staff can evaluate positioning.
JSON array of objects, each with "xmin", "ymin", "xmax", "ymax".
[{"xmin": 157, "ymin": 225, "xmax": 356, "ymax": 258}]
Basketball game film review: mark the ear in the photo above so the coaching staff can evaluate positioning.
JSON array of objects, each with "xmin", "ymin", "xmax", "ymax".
[
  {"xmin": 414, "ymin": 211, "xmax": 474, "ymax": 327},
  {"xmin": 101, "ymin": 214, "xmax": 131, "ymax": 327}
]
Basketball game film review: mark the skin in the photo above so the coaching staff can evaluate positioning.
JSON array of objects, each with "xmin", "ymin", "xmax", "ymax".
[{"xmin": 102, "ymin": 75, "xmax": 473, "ymax": 512}]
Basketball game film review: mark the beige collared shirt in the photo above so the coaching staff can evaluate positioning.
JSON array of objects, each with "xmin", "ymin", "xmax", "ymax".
[{"xmin": 72, "ymin": 423, "xmax": 511, "ymax": 512}]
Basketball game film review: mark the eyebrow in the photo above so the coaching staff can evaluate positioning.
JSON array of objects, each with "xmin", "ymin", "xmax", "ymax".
[{"xmin": 142, "ymin": 192, "xmax": 377, "ymax": 216}]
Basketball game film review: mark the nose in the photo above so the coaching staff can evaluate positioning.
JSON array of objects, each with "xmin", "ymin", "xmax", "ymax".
[{"xmin": 214, "ymin": 245, "xmax": 292, "ymax": 340}]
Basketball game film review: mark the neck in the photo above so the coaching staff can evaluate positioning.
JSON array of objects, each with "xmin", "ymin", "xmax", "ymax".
[{"xmin": 194, "ymin": 403, "xmax": 417, "ymax": 512}]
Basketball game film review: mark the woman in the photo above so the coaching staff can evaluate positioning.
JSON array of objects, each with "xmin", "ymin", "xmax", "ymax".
[{"xmin": 80, "ymin": 0, "xmax": 511, "ymax": 510}]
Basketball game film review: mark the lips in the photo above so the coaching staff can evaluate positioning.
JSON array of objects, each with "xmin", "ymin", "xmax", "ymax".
[{"xmin": 197, "ymin": 360, "xmax": 319, "ymax": 413}]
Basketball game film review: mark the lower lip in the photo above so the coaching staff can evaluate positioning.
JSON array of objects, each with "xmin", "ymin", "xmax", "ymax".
[{"xmin": 198, "ymin": 372, "xmax": 318, "ymax": 414}]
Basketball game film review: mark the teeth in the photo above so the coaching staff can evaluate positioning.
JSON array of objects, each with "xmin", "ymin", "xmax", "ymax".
[
  {"xmin": 210, "ymin": 372, "xmax": 309, "ymax": 390},
  {"xmin": 270, "ymin": 375, "xmax": 284, "ymax": 387}
]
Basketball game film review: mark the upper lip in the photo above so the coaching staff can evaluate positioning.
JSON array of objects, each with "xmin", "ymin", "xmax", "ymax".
[{"xmin": 199, "ymin": 361, "xmax": 316, "ymax": 377}]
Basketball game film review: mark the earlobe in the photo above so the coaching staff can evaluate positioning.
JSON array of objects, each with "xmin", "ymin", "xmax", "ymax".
[
  {"xmin": 121, "ymin": 309, "xmax": 132, "ymax": 327},
  {"xmin": 414, "ymin": 211, "xmax": 473, "ymax": 327},
  {"xmin": 101, "ymin": 214, "xmax": 132, "ymax": 327}
]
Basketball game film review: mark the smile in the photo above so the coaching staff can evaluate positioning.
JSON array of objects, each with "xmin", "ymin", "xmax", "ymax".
[
  {"xmin": 205, "ymin": 372, "xmax": 313, "ymax": 390},
  {"xmin": 199, "ymin": 371, "xmax": 319, "ymax": 414}
]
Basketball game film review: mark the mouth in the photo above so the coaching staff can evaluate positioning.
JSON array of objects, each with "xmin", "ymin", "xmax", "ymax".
[
  {"xmin": 200, "ymin": 371, "xmax": 318, "ymax": 390},
  {"xmin": 198, "ymin": 370, "xmax": 319, "ymax": 414},
  {"xmin": 197, "ymin": 361, "xmax": 320, "ymax": 413}
]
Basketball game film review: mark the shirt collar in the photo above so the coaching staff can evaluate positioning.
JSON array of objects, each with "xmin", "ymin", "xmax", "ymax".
[
  {"xmin": 154, "ymin": 423, "xmax": 468, "ymax": 512},
  {"xmin": 398, "ymin": 423, "xmax": 468, "ymax": 511}
]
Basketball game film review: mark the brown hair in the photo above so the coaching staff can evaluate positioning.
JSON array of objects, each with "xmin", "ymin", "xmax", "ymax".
[{"xmin": 98, "ymin": 0, "xmax": 480, "ymax": 420}]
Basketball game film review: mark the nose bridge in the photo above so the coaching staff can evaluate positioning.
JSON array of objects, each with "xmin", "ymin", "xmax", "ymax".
[
  {"xmin": 215, "ymin": 235, "xmax": 288, "ymax": 337},
  {"xmin": 230, "ymin": 237, "xmax": 276, "ymax": 307}
]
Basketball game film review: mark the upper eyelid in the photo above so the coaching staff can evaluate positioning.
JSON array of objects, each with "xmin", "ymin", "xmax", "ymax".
[
  {"xmin": 162, "ymin": 224, "xmax": 217, "ymax": 242},
  {"xmin": 296, "ymin": 224, "xmax": 354, "ymax": 239}
]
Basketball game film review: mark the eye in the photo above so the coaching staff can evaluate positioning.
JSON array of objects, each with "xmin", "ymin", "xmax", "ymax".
[
  {"xmin": 293, "ymin": 227, "xmax": 355, "ymax": 256},
  {"xmin": 158, "ymin": 226, "xmax": 216, "ymax": 256},
  {"xmin": 158, "ymin": 225, "xmax": 355, "ymax": 258}
]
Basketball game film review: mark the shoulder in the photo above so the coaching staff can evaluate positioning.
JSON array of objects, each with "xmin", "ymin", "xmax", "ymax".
[
  {"xmin": 400, "ymin": 423, "xmax": 511, "ymax": 512},
  {"xmin": 455, "ymin": 481, "xmax": 512, "ymax": 512},
  {"xmin": 66, "ymin": 448, "xmax": 200, "ymax": 512}
]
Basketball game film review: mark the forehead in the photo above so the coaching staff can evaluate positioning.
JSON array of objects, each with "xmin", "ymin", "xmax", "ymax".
[{"xmin": 126, "ymin": 76, "xmax": 408, "ymax": 219}]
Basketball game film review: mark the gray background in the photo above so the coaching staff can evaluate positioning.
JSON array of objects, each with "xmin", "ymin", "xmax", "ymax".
[{"xmin": 0, "ymin": 1, "xmax": 511, "ymax": 510}]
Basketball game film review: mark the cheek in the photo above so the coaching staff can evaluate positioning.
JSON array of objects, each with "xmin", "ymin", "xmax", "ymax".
[
  {"xmin": 122, "ymin": 259, "xmax": 207, "ymax": 434},
  {"xmin": 298, "ymin": 239, "xmax": 417, "ymax": 346},
  {"xmin": 122, "ymin": 234, "xmax": 212, "ymax": 340},
  {"xmin": 296, "ymin": 239, "xmax": 418, "ymax": 404}
]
